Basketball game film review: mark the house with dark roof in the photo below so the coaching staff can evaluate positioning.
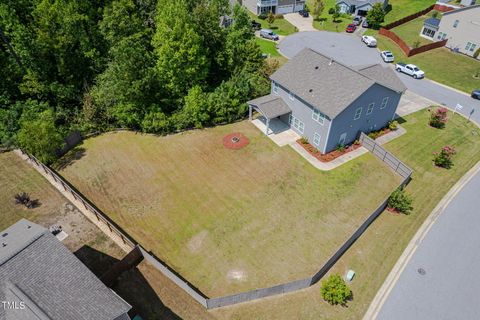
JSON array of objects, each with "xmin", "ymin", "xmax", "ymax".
[
  {"xmin": 336, "ymin": 0, "xmax": 388, "ymax": 16},
  {"xmin": 0, "ymin": 219, "xmax": 131, "ymax": 320},
  {"xmin": 248, "ymin": 48, "xmax": 406, "ymax": 154}
]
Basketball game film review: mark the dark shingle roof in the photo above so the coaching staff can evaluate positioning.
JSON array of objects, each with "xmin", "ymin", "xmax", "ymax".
[
  {"xmin": 424, "ymin": 17, "xmax": 441, "ymax": 27},
  {"xmin": 0, "ymin": 219, "xmax": 131, "ymax": 320},
  {"xmin": 247, "ymin": 94, "xmax": 291, "ymax": 119},
  {"xmin": 356, "ymin": 64, "xmax": 407, "ymax": 93},
  {"xmin": 270, "ymin": 48, "xmax": 405, "ymax": 119},
  {"xmin": 442, "ymin": 4, "xmax": 480, "ymax": 15}
]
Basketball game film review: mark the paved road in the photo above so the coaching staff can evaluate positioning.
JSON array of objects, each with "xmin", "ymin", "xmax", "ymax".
[
  {"xmin": 376, "ymin": 170, "xmax": 480, "ymax": 320},
  {"xmin": 278, "ymin": 31, "xmax": 480, "ymax": 122}
]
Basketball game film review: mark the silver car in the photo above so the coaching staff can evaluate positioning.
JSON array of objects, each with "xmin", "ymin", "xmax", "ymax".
[
  {"xmin": 259, "ymin": 29, "xmax": 279, "ymax": 41},
  {"xmin": 381, "ymin": 50, "xmax": 395, "ymax": 63}
]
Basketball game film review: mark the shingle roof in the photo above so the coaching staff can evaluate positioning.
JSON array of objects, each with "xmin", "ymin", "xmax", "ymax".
[
  {"xmin": 270, "ymin": 48, "xmax": 405, "ymax": 119},
  {"xmin": 337, "ymin": 0, "xmax": 385, "ymax": 7},
  {"xmin": 247, "ymin": 94, "xmax": 291, "ymax": 119},
  {"xmin": 442, "ymin": 4, "xmax": 480, "ymax": 15},
  {"xmin": 356, "ymin": 64, "xmax": 407, "ymax": 93},
  {"xmin": 0, "ymin": 219, "xmax": 131, "ymax": 320},
  {"xmin": 424, "ymin": 17, "xmax": 441, "ymax": 27}
]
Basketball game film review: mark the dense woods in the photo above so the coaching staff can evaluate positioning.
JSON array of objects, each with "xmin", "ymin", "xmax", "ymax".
[{"xmin": 0, "ymin": 0, "xmax": 271, "ymax": 162}]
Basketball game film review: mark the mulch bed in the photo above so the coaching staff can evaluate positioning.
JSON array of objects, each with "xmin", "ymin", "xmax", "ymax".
[
  {"xmin": 297, "ymin": 140, "xmax": 362, "ymax": 162},
  {"xmin": 223, "ymin": 133, "xmax": 250, "ymax": 150},
  {"xmin": 386, "ymin": 207, "xmax": 402, "ymax": 215}
]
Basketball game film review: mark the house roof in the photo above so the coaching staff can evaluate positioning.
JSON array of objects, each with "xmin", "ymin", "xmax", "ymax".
[
  {"xmin": 269, "ymin": 48, "xmax": 405, "ymax": 119},
  {"xmin": 247, "ymin": 94, "xmax": 291, "ymax": 119},
  {"xmin": 0, "ymin": 219, "xmax": 131, "ymax": 320},
  {"xmin": 424, "ymin": 17, "xmax": 441, "ymax": 27},
  {"xmin": 337, "ymin": 0, "xmax": 385, "ymax": 7},
  {"xmin": 442, "ymin": 3, "xmax": 480, "ymax": 15}
]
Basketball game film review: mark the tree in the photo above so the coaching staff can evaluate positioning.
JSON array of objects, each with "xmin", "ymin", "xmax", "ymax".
[
  {"xmin": 267, "ymin": 11, "xmax": 275, "ymax": 26},
  {"xmin": 388, "ymin": 188, "xmax": 413, "ymax": 214},
  {"xmin": 433, "ymin": 146, "xmax": 456, "ymax": 169},
  {"xmin": 429, "ymin": 107, "xmax": 448, "ymax": 128},
  {"xmin": 17, "ymin": 109, "xmax": 64, "ymax": 164},
  {"xmin": 332, "ymin": 5, "xmax": 341, "ymax": 22},
  {"xmin": 312, "ymin": 0, "xmax": 326, "ymax": 20},
  {"xmin": 320, "ymin": 274, "xmax": 352, "ymax": 305},
  {"xmin": 366, "ymin": 3, "xmax": 385, "ymax": 29}
]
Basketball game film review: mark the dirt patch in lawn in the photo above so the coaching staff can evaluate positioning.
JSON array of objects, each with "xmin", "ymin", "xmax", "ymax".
[{"xmin": 223, "ymin": 132, "xmax": 250, "ymax": 150}]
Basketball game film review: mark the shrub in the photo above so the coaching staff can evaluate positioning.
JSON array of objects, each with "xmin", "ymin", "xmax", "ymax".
[
  {"xmin": 300, "ymin": 136, "xmax": 309, "ymax": 144},
  {"xmin": 353, "ymin": 139, "xmax": 360, "ymax": 146},
  {"xmin": 433, "ymin": 145, "xmax": 456, "ymax": 169},
  {"xmin": 14, "ymin": 192, "xmax": 40, "ymax": 209},
  {"xmin": 474, "ymin": 48, "xmax": 480, "ymax": 59},
  {"xmin": 388, "ymin": 188, "xmax": 413, "ymax": 214},
  {"xmin": 258, "ymin": 13, "xmax": 267, "ymax": 20},
  {"xmin": 328, "ymin": 7, "xmax": 335, "ymax": 14},
  {"xmin": 388, "ymin": 120, "xmax": 398, "ymax": 130},
  {"xmin": 336, "ymin": 144, "xmax": 346, "ymax": 152},
  {"xmin": 429, "ymin": 107, "xmax": 448, "ymax": 129},
  {"xmin": 320, "ymin": 274, "xmax": 352, "ymax": 305},
  {"xmin": 267, "ymin": 12, "xmax": 275, "ymax": 25},
  {"xmin": 412, "ymin": 40, "xmax": 421, "ymax": 49}
]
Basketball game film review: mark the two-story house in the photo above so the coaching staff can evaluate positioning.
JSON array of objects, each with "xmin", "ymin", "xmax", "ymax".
[
  {"xmin": 248, "ymin": 48, "xmax": 406, "ymax": 154},
  {"xmin": 241, "ymin": 0, "xmax": 305, "ymax": 15},
  {"xmin": 436, "ymin": 5, "xmax": 480, "ymax": 57}
]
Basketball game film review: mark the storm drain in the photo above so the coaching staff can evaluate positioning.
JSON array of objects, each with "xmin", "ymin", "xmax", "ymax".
[{"xmin": 417, "ymin": 268, "xmax": 426, "ymax": 275}]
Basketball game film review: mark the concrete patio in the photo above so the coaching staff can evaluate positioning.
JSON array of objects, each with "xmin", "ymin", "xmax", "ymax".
[{"xmin": 251, "ymin": 117, "xmax": 300, "ymax": 147}]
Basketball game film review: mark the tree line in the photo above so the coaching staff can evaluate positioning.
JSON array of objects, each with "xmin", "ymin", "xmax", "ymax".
[{"xmin": 0, "ymin": 0, "xmax": 273, "ymax": 163}]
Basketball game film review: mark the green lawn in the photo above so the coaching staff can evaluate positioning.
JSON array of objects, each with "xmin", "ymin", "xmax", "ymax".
[
  {"xmin": 365, "ymin": 29, "xmax": 480, "ymax": 93},
  {"xmin": 307, "ymin": 0, "xmax": 351, "ymax": 32},
  {"xmin": 208, "ymin": 109, "xmax": 480, "ymax": 319},
  {"xmin": 255, "ymin": 37, "xmax": 288, "ymax": 64},
  {"xmin": 58, "ymin": 121, "xmax": 400, "ymax": 297},
  {"xmin": 390, "ymin": 11, "xmax": 438, "ymax": 47},
  {"xmin": 249, "ymin": 12, "xmax": 297, "ymax": 35},
  {"xmin": 383, "ymin": 0, "xmax": 436, "ymax": 24}
]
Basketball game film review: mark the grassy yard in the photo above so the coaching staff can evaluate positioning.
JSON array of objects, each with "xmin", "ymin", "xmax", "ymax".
[
  {"xmin": 390, "ymin": 11, "xmax": 438, "ymax": 47},
  {"xmin": 255, "ymin": 37, "xmax": 288, "ymax": 64},
  {"xmin": 383, "ymin": 0, "xmax": 436, "ymax": 24},
  {"xmin": 307, "ymin": 0, "xmax": 351, "ymax": 32},
  {"xmin": 365, "ymin": 29, "xmax": 480, "ymax": 93},
  {"xmin": 249, "ymin": 12, "xmax": 297, "ymax": 35},
  {"xmin": 58, "ymin": 122, "xmax": 400, "ymax": 297},
  {"xmin": 207, "ymin": 109, "xmax": 480, "ymax": 319}
]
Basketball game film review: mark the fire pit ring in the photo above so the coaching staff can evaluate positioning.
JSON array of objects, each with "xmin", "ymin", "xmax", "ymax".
[{"xmin": 223, "ymin": 133, "xmax": 249, "ymax": 150}]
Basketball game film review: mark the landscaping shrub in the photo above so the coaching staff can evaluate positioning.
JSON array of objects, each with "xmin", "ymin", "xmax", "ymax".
[
  {"xmin": 258, "ymin": 13, "xmax": 267, "ymax": 20},
  {"xmin": 429, "ymin": 107, "xmax": 448, "ymax": 129},
  {"xmin": 328, "ymin": 7, "xmax": 335, "ymax": 14},
  {"xmin": 388, "ymin": 188, "xmax": 413, "ymax": 214},
  {"xmin": 336, "ymin": 144, "xmax": 346, "ymax": 152},
  {"xmin": 474, "ymin": 48, "xmax": 480, "ymax": 59},
  {"xmin": 433, "ymin": 146, "xmax": 456, "ymax": 169},
  {"xmin": 388, "ymin": 120, "xmax": 399, "ymax": 131},
  {"xmin": 14, "ymin": 192, "xmax": 40, "ymax": 209},
  {"xmin": 412, "ymin": 41, "xmax": 421, "ymax": 49},
  {"xmin": 320, "ymin": 274, "xmax": 352, "ymax": 306},
  {"xmin": 300, "ymin": 136, "xmax": 309, "ymax": 144}
]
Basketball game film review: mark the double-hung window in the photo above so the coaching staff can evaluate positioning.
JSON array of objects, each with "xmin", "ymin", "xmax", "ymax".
[
  {"xmin": 366, "ymin": 103, "xmax": 374, "ymax": 115},
  {"xmin": 312, "ymin": 109, "xmax": 325, "ymax": 125},
  {"xmin": 313, "ymin": 133, "xmax": 321, "ymax": 146},
  {"xmin": 466, "ymin": 42, "xmax": 477, "ymax": 52},
  {"xmin": 354, "ymin": 107, "xmax": 362, "ymax": 120},
  {"xmin": 380, "ymin": 97, "xmax": 389, "ymax": 109},
  {"xmin": 289, "ymin": 115, "xmax": 305, "ymax": 134}
]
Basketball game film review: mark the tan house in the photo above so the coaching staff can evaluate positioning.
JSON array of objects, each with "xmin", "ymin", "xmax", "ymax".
[
  {"xmin": 436, "ymin": 5, "xmax": 480, "ymax": 58},
  {"xmin": 240, "ymin": 0, "xmax": 305, "ymax": 15}
]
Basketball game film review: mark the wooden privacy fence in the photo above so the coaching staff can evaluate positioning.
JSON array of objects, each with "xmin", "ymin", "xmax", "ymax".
[
  {"xmin": 359, "ymin": 132, "xmax": 413, "ymax": 180},
  {"xmin": 20, "ymin": 145, "xmax": 411, "ymax": 309}
]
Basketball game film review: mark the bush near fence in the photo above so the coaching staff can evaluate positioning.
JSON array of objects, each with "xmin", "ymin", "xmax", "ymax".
[{"xmin": 19, "ymin": 140, "xmax": 412, "ymax": 309}]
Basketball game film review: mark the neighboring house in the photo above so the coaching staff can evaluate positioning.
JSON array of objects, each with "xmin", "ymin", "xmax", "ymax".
[
  {"xmin": 219, "ymin": 14, "xmax": 234, "ymax": 28},
  {"xmin": 0, "ymin": 219, "xmax": 132, "ymax": 320},
  {"xmin": 436, "ymin": 5, "xmax": 480, "ymax": 57},
  {"xmin": 247, "ymin": 48, "xmax": 406, "ymax": 154},
  {"xmin": 461, "ymin": 0, "xmax": 476, "ymax": 6},
  {"xmin": 241, "ymin": 0, "xmax": 305, "ymax": 15},
  {"xmin": 420, "ymin": 17, "xmax": 441, "ymax": 40},
  {"xmin": 336, "ymin": 0, "xmax": 388, "ymax": 16}
]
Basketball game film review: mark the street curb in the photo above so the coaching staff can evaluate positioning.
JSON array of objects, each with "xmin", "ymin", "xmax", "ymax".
[{"xmin": 363, "ymin": 161, "xmax": 480, "ymax": 320}]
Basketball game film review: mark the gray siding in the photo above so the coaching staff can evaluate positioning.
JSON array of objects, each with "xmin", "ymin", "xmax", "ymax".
[
  {"xmin": 242, "ymin": 0, "xmax": 258, "ymax": 14},
  {"xmin": 272, "ymin": 81, "xmax": 332, "ymax": 153},
  {"xmin": 325, "ymin": 84, "xmax": 401, "ymax": 152}
]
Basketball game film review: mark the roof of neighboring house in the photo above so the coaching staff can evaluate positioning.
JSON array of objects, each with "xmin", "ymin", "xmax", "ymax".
[
  {"xmin": 247, "ymin": 94, "xmax": 291, "ymax": 119},
  {"xmin": 269, "ymin": 48, "xmax": 406, "ymax": 119},
  {"xmin": 424, "ymin": 17, "xmax": 441, "ymax": 27},
  {"xmin": 0, "ymin": 219, "xmax": 131, "ymax": 320},
  {"xmin": 442, "ymin": 3, "xmax": 480, "ymax": 15},
  {"xmin": 336, "ymin": 0, "xmax": 385, "ymax": 8}
]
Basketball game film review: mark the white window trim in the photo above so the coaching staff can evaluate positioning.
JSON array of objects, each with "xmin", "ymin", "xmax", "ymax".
[
  {"xmin": 290, "ymin": 115, "xmax": 305, "ymax": 134},
  {"xmin": 354, "ymin": 107, "xmax": 362, "ymax": 120},
  {"xmin": 289, "ymin": 92, "xmax": 295, "ymax": 101},
  {"xmin": 380, "ymin": 97, "xmax": 389, "ymax": 109},
  {"xmin": 312, "ymin": 109, "xmax": 325, "ymax": 125},
  {"xmin": 366, "ymin": 103, "xmax": 374, "ymax": 115},
  {"xmin": 313, "ymin": 132, "xmax": 321, "ymax": 146},
  {"xmin": 273, "ymin": 82, "xmax": 279, "ymax": 94}
]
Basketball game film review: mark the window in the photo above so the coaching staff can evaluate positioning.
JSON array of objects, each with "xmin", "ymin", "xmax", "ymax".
[
  {"xmin": 312, "ymin": 109, "xmax": 325, "ymax": 125},
  {"xmin": 313, "ymin": 133, "xmax": 321, "ymax": 146},
  {"xmin": 289, "ymin": 115, "xmax": 305, "ymax": 134},
  {"xmin": 453, "ymin": 20, "xmax": 459, "ymax": 28},
  {"xmin": 273, "ymin": 82, "xmax": 279, "ymax": 94},
  {"xmin": 354, "ymin": 107, "xmax": 362, "ymax": 120},
  {"xmin": 289, "ymin": 92, "xmax": 294, "ymax": 101},
  {"xmin": 437, "ymin": 32, "xmax": 447, "ymax": 40},
  {"xmin": 380, "ymin": 97, "xmax": 389, "ymax": 109},
  {"xmin": 422, "ymin": 27, "xmax": 435, "ymax": 38},
  {"xmin": 466, "ymin": 42, "xmax": 477, "ymax": 52},
  {"xmin": 367, "ymin": 103, "xmax": 374, "ymax": 115}
]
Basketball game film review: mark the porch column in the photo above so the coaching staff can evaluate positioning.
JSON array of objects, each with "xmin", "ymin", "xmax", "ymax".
[
  {"xmin": 249, "ymin": 105, "xmax": 253, "ymax": 121},
  {"xmin": 265, "ymin": 118, "xmax": 270, "ymax": 135}
]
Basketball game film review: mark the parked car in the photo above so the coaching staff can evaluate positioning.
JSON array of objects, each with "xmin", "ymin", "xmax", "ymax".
[
  {"xmin": 298, "ymin": 9, "xmax": 309, "ymax": 17},
  {"xmin": 353, "ymin": 16, "xmax": 362, "ymax": 26},
  {"xmin": 361, "ymin": 35, "xmax": 377, "ymax": 47},
  {"xmin": 260, "ymin": 29, "xmax": 279, "ymax": 41},
  {"xmin": 472, "ymin": 89, "xmax": 480, "ymax": 100},
  {"xmin": 251, "ymin": 20, "xmax": 261, "ymax": 31},
  {"xmin": 395, "ymin": 63, "xmax": 425, "ymax": 79},
  {"xmin": 345, "ymin": 24, "xmax": 356, "ymax": 33},
  {"xmin": 380, "ymin": 50, "xmax": 395, "ymax": 63},
  {"xmin": 362, "ymin": 19, "xmax": 369, "ymax": 28}
]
